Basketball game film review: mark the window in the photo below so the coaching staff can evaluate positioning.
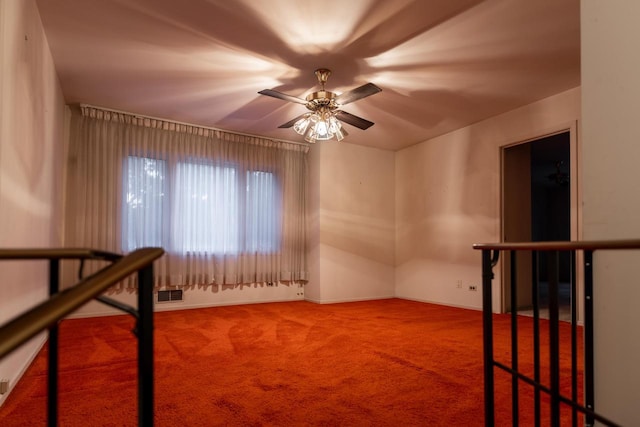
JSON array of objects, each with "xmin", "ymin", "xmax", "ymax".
[
  {"xmin": 246, "ymin": 170, "xmax": 280, "ymax": 253},
  {"xmin": 122, "ymin": 156, "xmax": 166, "ymax": 252},
  {"xmin": 122, "ymin": 156, "xmax": 280, "ymax": 255},
  {"xmin": 173, "ymin": 161, "xmax": 239, "ymax": 254}
]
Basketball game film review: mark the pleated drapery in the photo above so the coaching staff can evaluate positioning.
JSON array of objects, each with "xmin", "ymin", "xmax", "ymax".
[{"xmin": 65, "ymin": 105, "xmax": 308, "ymax": 288}]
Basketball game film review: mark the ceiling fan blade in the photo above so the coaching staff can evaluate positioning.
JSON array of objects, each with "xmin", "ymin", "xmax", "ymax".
[
  {"xmin": 335, "ymin": 110, "xmax": 375, "ymax": 130},
  {"xmin": 335, "ymin": 83, "xmax": 382, "ymax": 106},
  {"xmin": 278, "ymin": 114, "xmax": 308, "ymax": 128},
  {"xmin": 258, "ymin": 89, "xmax": 308, "ymax": 105}
]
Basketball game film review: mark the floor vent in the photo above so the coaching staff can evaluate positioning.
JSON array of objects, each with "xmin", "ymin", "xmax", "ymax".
[{"xmin": 157, "ymin": 289, "xmax": 183, "ymax": 303}]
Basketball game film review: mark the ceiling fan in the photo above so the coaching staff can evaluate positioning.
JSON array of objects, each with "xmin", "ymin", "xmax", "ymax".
[{"xmin": 258, "ymin": 68, "xmax": 382, "ymax": 142}]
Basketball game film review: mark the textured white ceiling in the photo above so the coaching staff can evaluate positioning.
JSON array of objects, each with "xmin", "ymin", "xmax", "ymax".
[{"xmin": 36, "ymin": 0, "xmax": 580, "ymax": 150}]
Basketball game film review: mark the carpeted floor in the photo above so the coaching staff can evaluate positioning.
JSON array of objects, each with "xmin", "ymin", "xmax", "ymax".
[{"xmin": 0, "ymin": 298, "xmax": 582, "ymax": 426}]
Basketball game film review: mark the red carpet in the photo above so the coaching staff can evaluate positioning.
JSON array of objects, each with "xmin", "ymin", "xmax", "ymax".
[{"xmin": 0, "ymin": 299, "xmax": 582, "ymax": 426}]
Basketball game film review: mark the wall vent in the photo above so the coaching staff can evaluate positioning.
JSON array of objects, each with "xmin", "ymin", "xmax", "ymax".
[
  {"xmin": 0, "ymin": 379, "xmax": 9, "ymax": 394},
  {"xmin": 157, "ymin": 289, "xmax": 183, "ymax": 303}
]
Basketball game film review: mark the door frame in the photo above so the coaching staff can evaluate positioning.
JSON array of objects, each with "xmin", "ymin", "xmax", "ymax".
[{"xmin": 499, "ymin": 121, "xmax": 582, "ymax": 319}]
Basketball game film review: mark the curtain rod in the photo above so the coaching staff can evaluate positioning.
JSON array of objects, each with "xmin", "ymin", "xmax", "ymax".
[{"xmin": 78, "ymin": 103, "xmax": 309, "ymax": 148}]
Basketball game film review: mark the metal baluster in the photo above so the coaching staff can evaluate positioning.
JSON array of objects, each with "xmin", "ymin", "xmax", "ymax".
[
  {"xmin": 584, "ymin": 250, "xmax": 595, "ymax": 427},
  {"xmin": 48, "ymin": 259, "xmax": 60, "ymax": 427},
  {"xmin": 482, "ymin": 249, "xmax": 496, "ymax": 427},
  {"xmin": 570, "ymin": 250, "xmax": 578, "ymax": 427},
  {"xmin": 548, "ymin": 251, "xmax": 560, "ymax": 427},
  {"xmin": 532, "ymin": 251, "xmax": 541, "ymax": 427},
  {"xmin": 510, "ymin": 250, "xmax": 519, "ymax": 426},
  {"xmin": 137, "ymin": 264, "xmax": 155, "ymax": 426}
]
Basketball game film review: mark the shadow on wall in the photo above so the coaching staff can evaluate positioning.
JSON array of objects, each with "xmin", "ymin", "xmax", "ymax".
[
  {"xmin": 395, "ymin": 130, "xmax": 496, "ymax": 267},
  {"xmin": 320, "ymin": 209, "xmax": 395, "ymax": 266}
]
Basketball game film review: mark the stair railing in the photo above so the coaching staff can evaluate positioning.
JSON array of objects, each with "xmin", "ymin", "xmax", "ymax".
[
  {"xmin": 0, "ymin": 247, "xmax": 164, "ymax": 427},
  {"xmin": 473, "ymin": 240, "xmax": 640, "ymax": 427}
]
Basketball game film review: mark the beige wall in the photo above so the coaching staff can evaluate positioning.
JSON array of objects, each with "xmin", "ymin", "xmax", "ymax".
[
  {"xmin": 0, "ymin": 0, "xmax": 66, "ymax": 404},
  {"xmin": 306, "ymin": 142, "xmax": 322, "ymax": 302},
  {"xmin": 582, "ymin": 2, "xmax": 640, "ymax": 424},
  {"xmin": 307, "ymin": 141, "xmax": 395, "ymax": 303},
  {"xmin": 307, "ymin": 88, "xmax": 580, "ymax": 308},
  {"xmin": 395, "ymin": 87, "xmax": 580, "ymax": 309}
]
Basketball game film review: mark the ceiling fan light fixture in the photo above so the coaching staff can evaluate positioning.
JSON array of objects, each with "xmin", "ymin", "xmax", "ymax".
[
  {"xmin": 296, "ymin": 110, "xmax": 343, "ymax": 143},
  {"xmin": 259, "ymin": 68, "xmax": 381, "ymax": 143}
]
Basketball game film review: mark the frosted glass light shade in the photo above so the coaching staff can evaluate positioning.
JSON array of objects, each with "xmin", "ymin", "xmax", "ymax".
[{"xmin": 293, "ymin": 111, "xmax": 346, "ymax": 143}]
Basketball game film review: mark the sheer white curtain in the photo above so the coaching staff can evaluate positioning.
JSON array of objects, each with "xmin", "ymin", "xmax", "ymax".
[{"xmin": 65, "ymin": 106, "xmax": 308, "ymax": 288}]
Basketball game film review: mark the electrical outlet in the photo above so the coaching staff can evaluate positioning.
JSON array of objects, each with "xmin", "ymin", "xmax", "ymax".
[
  {"xmin": 456, "ymin": 280, "xmax": 463, "ymax": 289},
  {"xmin": 469, "ymin": 285, "xmax": 477, "ymax": 291}
]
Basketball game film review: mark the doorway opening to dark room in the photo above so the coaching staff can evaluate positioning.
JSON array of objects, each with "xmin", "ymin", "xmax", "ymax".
[{"xmin": 502, "ymin": 131, "xmax": 571, "ymax": 320}]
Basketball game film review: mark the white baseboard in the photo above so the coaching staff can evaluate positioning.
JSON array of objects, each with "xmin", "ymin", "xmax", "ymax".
[
  {"xmin": 304, "ymin": 295, "xmax": 395, "ymax": 304},
  {"xmin": 0, "ymin": 334, "xmax": 47, "ymax": 408},
  {"xmin": 396, "ymin": 296, "xmax": 482, "ymax": 312}
]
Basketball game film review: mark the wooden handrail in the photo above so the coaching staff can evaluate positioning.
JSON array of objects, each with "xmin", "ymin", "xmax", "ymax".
[
  {"xmin": 0, "ymin": 248, "xmax": 122, "ymax": 261},
  {"xmin": 0, "ymin": 247, "xmax": 164, "ymax": 360},
  {"xmin": 473, "ymin": 239, "xmax": 640, "ymax": 251}
]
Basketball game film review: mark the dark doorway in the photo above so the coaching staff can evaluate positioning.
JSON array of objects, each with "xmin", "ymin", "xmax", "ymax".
[{"xmin": 503, "ymin": 132, "xmax": 571, "ymax": 318}]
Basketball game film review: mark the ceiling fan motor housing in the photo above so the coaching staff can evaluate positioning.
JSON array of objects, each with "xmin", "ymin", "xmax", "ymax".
[{"xmin": 305, "ymin": 90, "xmax": 337, "ymax": 110}]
